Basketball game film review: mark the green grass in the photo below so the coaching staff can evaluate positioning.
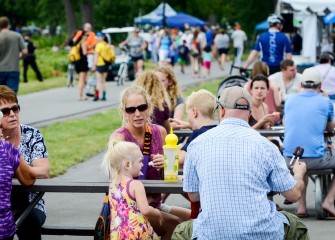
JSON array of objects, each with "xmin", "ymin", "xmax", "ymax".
[{"xmin": 42, "ymin": 78, "xmax": 222, "ymax": 177}]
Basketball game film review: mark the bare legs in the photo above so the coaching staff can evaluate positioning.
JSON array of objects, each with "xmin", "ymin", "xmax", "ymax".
[
  {"xmin": 322, "ymin": 177, "xmax": 335, "ymax": 216},
  {"xmin": 148, "ymin": 212, "xmax": 181, "ymax": 240},
  {"xmin": 134, "ymin": 59, "xmax": 144, "ymax": 78},
  {"xmin": 95, "ymin": 71, "xmax": 108, "ymax": 100},
  {"xmin": 296, "ymin": 174, "xmax": 308, "ymax": 215},
  {"xmin": 78, "ymin": 71, "xmax": 88, "ymax": 100}
]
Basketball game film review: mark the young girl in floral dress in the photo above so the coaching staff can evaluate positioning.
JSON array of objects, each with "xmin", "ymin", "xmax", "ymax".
[{"xmin": 101, "ymin": 139, "xmax": 162, "ymax": 240}]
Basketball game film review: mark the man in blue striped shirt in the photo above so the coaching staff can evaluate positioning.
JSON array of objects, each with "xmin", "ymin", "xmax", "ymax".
[{"xmin": 172, "ymin": 86, "xmax": 309, "ymax": 240}]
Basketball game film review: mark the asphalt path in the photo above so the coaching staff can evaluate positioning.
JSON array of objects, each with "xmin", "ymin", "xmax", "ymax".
[{"xmin": 14, "ymin": 61, "xmax": 335, "ymax": 239}]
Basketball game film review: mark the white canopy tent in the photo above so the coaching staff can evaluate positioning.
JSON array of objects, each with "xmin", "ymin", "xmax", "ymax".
[{"xmin": 276, "ymin": 0, "xmax": 335, "ymax": 62}]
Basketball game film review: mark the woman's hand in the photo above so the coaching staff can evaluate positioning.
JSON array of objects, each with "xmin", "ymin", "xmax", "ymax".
[
  {"xmin": 261, "ymin": 114, "xmax": 276, "ymax": 128},
  {"xmin": 169, "ymin": 118, "xmax": 191, "ymax": 130},
  {"xmin": 151, "ymin": 154, "xmax": 164, "ymax": 169}
]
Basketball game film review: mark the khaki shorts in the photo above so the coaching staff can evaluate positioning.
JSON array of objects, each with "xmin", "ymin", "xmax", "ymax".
[{"xmin": 171, "ymin": 211, "xmax": 310, "ymax": 240}]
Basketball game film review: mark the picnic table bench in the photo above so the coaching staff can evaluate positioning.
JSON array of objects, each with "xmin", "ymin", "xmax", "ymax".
[{"xmin": 12, "ymin": 179, "xmax": 183, "ymax": 236}]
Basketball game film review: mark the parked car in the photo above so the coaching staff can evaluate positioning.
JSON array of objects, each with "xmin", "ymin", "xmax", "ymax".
[{"xmin": 102, "ymin": 27, "xmax": 136, "ymax": 81}]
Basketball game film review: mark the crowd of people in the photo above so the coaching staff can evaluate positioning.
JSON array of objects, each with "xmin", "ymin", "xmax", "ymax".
[{"xmin": 2, "ymin": 11, "xmax": 335, "ymax": 240}]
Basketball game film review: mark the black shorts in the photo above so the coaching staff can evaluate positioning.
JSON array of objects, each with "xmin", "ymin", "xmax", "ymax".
[
  {"xmin": 96, "ymin": 65, "xmax": 110, "ymax": 73},
  {"xmin": 130, "ymin": 55, "xmax": 144, "ymax": 62},
  {"xmin": 218, "ymin": 48, "xmax": 229, "ymax": 55}
]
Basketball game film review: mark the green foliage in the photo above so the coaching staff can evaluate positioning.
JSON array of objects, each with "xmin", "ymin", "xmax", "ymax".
[{"xmin": 41, "ymin": 109, "xmax": 122, "ymax": 177}]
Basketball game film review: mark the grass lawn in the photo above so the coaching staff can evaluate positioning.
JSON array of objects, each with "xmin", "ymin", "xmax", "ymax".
[{"xmin": 42, "ymin": 78, "xmax": 222, "ymax": 177}]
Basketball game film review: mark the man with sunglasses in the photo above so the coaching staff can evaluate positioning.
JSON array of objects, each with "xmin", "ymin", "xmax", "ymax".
[
  {"xmin": 172, "ymin": 86, "xmax": 309, "ymax": 240},
  {"xmin": 0, "ymin": 16, "xmax": 27, "ymax": 94},
  {"xmin": 0, "ymin": 85, "xmax": 49, "ymax": 240}
]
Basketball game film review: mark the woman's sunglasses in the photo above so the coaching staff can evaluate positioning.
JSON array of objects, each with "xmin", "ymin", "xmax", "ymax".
[
  {"xmin": 0, "ymin": 104, "xmax": 20, "ymax": 117},
  {"xmin": 125, "ymin": 104, "xmax": 148, "ymax": 114}
]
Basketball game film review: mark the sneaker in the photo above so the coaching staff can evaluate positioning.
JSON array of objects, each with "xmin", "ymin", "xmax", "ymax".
[
  {"xmin": 101, "ymin": 97, "xmax": 106, "ymax": 101},
  {"xmin": 93, "ymin": 97, "xmax": 99, "ymax": 101}
]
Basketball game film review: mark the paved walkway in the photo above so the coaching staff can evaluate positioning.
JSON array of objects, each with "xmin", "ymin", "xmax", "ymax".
[{"xmin": 14, "ymin": 61, "xmax": 335, "ymax": 239}]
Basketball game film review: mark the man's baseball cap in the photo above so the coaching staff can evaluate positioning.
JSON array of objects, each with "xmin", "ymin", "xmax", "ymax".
[
  {"xmin": 96, "ymin": 32, "xmax": 104, "ymax": 37},
  {"xmin": 218, "ymin": 86, "xmax": 251, "ymax": 110},
  {"xmin": 301, "ymin": 67, "xmax": 322, "ymax": 86}
]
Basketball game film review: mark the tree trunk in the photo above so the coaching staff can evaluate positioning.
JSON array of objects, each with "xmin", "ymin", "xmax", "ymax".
[
  {"xmin": 63, "ymin": 0, "xmax": 77, "ymax": 35},
  {"xmin": 80, "ymin": 0, "xmax": 94, "ymax": 29}
]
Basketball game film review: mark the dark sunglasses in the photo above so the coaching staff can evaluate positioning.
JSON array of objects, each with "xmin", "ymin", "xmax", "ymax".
[
  {"xmin": 0, "ymin": 104, "xmax": 20, "ymax": 117},
  {"xmin": 125, "ymin": 104, "xmax": 148, "ymax": 114}
]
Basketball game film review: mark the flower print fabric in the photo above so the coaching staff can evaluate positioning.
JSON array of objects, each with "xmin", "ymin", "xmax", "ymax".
[{"xmin": 109, "ymin": 180, "xmax": 160, "ymax": 240}]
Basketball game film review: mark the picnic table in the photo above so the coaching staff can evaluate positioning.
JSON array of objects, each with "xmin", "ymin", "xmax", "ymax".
[{"xmin": 12, "ymin": 179, "xmax": 183, "ymax": 236}]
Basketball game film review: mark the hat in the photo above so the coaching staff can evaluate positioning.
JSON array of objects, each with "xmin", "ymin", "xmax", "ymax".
[
  {"xmin": 218, "ymin": 86, "xmax": 252, "ymax": 110},
  {"xmin": 302, "ymin": 67, "xmax": 322, "ymax": 86},
  {"xmin": 96, "ymin": 32, "xmax": 104, "ymax": 37}
]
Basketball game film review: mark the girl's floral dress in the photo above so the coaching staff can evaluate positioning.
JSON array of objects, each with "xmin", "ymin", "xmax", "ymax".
[{"xmin": 109, "ymin": 180, "xmax": 160, "ymax": 240}]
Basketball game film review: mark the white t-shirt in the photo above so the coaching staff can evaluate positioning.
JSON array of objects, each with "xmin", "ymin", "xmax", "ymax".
[
  {"xmin": 198, "ymin": 31, "xmax": 207, "ymax": 48},
  {"xmin": 231, "ymin": 29, "xmax": 247, "ymax": 48},
  {"xmin": 214, "ymin": 33, "xmax": 229, "ymax": 49},
  {"xmin": 268, "ymin": 72, "xmax": 302, "ymax": 101},
  {"xmin": 315, "ymin": 63, "xmax": 335, "ymax": 95}
]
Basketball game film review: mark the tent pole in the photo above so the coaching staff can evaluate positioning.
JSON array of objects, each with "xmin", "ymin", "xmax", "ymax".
[{"xmin": 162, "ymin": 0, "xmax": 166, "ymax": 27}]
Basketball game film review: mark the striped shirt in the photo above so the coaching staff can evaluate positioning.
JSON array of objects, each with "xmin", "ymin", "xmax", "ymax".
[{"xmin": 184, "ymin": 118, "xmax": 296, "ymax": 239}]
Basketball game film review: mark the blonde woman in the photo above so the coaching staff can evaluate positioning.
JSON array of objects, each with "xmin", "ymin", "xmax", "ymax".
[
  {"xmin": 110, "ymin": 85, "xmax": 190, "ymax": 239},
  {"xmin": 134, "ymin": 71, "xmax": 171, "ymax": 132},
  {"xmin": 154, "ymin": 66, "xmax": 184, "ymax": 129}
]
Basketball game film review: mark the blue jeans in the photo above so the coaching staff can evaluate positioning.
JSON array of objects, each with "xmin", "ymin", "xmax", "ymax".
[
  {"xmin": 0, "ymin": 71, "xmax": 20, "ymax": 94},
  {"xmin": 16, "ymin": 208, "xmax": 46, "ymax": 240}
]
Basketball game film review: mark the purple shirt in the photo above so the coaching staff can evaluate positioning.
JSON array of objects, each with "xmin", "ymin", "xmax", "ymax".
[
  {"xmin": 152, "ymin": 102, "xmax": 170, "ymax": 127},
  {"xmin": 0, "ymin": 141, "xmax": 20, "ymax": 239}
]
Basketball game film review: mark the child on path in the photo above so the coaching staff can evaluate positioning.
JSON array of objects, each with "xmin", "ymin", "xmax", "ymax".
[
  {"xmin": 169, "ymin": 89, "xmax": 216, "ymax": 219},
  {"xmin": 177, "ymin": 40, "xmax": 189, "ymax": 74},
  {"xmin": 202, "ymin": 45, "xmax": 212, "ymax": 79},
  {"xmin": 101, "ymin": 139, "xmax": 162, "ymax": 240}
]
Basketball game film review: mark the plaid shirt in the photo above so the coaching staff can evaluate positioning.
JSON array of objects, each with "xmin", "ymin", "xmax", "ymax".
[{"xmin": 184, "ymin": 118, "xmax": 296, "ymax": 240}]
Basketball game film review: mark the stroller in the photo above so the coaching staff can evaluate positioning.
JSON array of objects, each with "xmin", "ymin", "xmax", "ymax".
[
  {"xmin": 115, "ymin": 47, "xmax": 131, "ymax": 86},
  {"xmin": 217, "ymin": 75, "xmax": 249, "ymax": 97}
]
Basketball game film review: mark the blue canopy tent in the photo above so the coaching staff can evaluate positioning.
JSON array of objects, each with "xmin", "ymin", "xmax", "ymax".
[
  {"xmin": 324, "ymin": 11, "xmax": 335, "ymax": 24},
  {"xmin": 255, "ymin": 20, "xmax": 269, "ymax": 31},
  {"xmin": 134, "ymin": 3, "xmax": 177, "ymax": 25},
  {"xmin": 153, "ymin": 12, "xmax": 205, "ymax": 28}
]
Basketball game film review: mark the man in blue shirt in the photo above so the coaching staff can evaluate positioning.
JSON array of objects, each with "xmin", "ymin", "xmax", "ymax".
[
  {"xmin": 243, "ymin": 14, "xmax": 292, "ymax": 75},
  {"xmin": 283, "ymin": 67, "xmax": 335, "ymax": 217},
  {"xmin": 172, "ymin": 86, "xmax": 309, "ymax": 240},
  {"xmin": 204, "ymin": 24, "xmax": 213, "ymax": 46}
]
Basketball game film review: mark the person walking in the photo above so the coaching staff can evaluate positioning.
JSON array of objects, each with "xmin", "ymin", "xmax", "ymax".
[
  {"xmin": 231, "ymin": 23, "xmax": 247, "ymax": 67},
  {"xmin": 93, "ymin": 32, "xmax": 110, "ymax": 101},
  {"xmin": 0, "ymin": 16, "xmax": 27, "ymax": 94},
  {"xmin": 243, "ymin": 14, "xmax": 292, "ymax": 75},
  {"xmin": 23, "ymin": 33, "xmax": 43, "ymax": 83},
  {"xmin": 213, "ymin": 29, "xmax": 230, "ymax": 70}
]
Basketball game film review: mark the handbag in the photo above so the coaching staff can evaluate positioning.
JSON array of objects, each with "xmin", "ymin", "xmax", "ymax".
[{"xmin": 94, "ymin": 193, "xmax": 110, "ymax": 240}]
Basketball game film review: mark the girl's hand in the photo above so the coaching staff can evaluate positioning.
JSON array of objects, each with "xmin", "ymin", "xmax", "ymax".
[
  {"xmin": 151, "ymin": 154, "xmax": 164, "ymax": 169},
  {"xmin": 261, "ymin": 114, "xmax": 275, "ymax": 128}
]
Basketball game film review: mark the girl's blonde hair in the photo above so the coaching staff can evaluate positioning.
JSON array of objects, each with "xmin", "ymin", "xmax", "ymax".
[
  {"xmin": 155, "ymin": 66, "xmax": 182, "ymax": 111},
  {"xmin": 101, "ymin": 138, "xmax": 141, "ymax": 186},
  {"xmin": 119, "ymin": 85, "xmax": 153, "ymax": 125},
  {"xmin": 186, "ymin": 89, "xmax": 216, "ymax": 119},
  {"xmin": 134, "ymin": 71, "xmax": 171, "ymax": 111}
]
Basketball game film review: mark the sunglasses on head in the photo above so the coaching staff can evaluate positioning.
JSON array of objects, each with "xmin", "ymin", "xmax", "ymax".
[
  {"xmin": 125, "ymin": 104, "xmax": 148, "ymax": 114},
  {"xmin": 0, "ymin": 104, "xmax": 20, "ymax": 117}
]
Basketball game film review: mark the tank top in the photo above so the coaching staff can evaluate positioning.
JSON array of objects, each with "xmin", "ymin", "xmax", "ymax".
[
  {"xmin": 114, "ymin": 124, "xmax": 163, "ymax": 208},
  {"xmin": 249, "ymin": 104, "xmax": 266, "ymax": 127},
  {"xmin": 109, "ymin": 180, "xmax": 159, "ymax": 240}
]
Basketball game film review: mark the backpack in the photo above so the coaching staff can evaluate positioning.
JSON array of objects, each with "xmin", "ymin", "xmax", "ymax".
[
  {"xmin": 68, "ymin": 42, "xmax": 81, "ymax": 63},
  {"xmin": 94, "ymin": 193, "xmax": 110, "ymax": 240},
  {"xmin": 100, "ymin": 42, "xmax": 115, "ymax": 64}
]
